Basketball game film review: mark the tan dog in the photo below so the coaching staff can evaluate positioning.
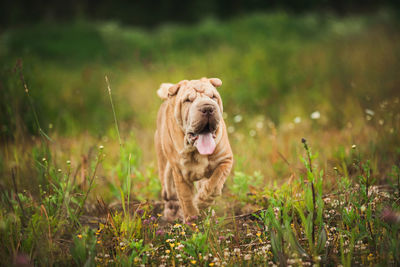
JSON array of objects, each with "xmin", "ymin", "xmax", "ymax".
[{"xmin": 155, "ymin": 77, "xmax": 233, "ymax": 222}]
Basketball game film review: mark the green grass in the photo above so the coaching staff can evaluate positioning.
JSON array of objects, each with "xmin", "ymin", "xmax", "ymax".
[{"xmin": 0, "ymin": 11, "xmax": 400, "ymax": 266}]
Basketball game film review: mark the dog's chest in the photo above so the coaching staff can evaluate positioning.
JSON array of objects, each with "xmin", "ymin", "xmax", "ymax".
[{"xmin": 179, "ymin": 153, "xmax": 214, "ymax": 182}]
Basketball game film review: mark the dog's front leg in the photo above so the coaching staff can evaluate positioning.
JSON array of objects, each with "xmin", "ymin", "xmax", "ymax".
[
  {"xmin": 172, "ymin": 168, "xmax": 199, "ymax": 221},
  {"xmin": 195, "ymin": 160, "xmax": 232, "ymax": 209}
]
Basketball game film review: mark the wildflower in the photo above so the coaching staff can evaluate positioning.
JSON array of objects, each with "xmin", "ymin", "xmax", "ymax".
[
  {"xmin": 97, "ymin": 240, "xmax": 101, "ymax": 244},
  {"xmin": 191, "ymin": 260, "xmax": 197, "ymax": 264},
  {"xmin": 310, "ymin": 111, "xmax": 320, "ymax": 120},
  {"xmin": 294, "ymin": 117, "xmax": 301, "ymax": 124},
  {"xmin": 77, "ymin": 234, "xmax": 82, "ymax": 239},
  {"xmin": 156, "ymin": 230, "xmax": 165, "ymax": 237},
  {"xmin": 367, "ymin": 253, "xmax": 374, "ymax": 261},
  {"xmin": 136, "ymin": 209, "xmax": 144, "ymax": 216},
  {"xmin": 233, "ymin": 114, "xmax": 242, "ymax": 123},
  {"xmin": 170, "ymin": 243, "xmax": 175, "ymax": 248},
  {"xmin": 249, "ymin": 130, "xmax": 256, "ymax": 137},
  {"xmin": 99, "ymin": 145, "xmax": 104, "ymax": 150},
  {"xmin": 180, "ymin": 231, "xmax": 185, "ymax": 235},
  {"xmin": 209, "ymin": 263, "xmax": 215, "ymax": 266},
  {"xmin": 256, "ymin": 232, "xmax": 261, "ymax": 237},
  {"xmin": 143, "ymin": 219, "xmax": 150, "ymax": 225},
  {"xmin": 42, "ymin": 158, "xmax": 46, "ymax": 162},
  {"xmin": 360, "ymin": 205, "xmax": 366, "ymax": 212},
  {"xmin": 228, "ymin": 126, "xmax": 235, "ymax": 133},
  {"xmin": 173, "ymin": 223, "xmax": 181, "ymax": 228},
  {"xmin": 234, "ymin": 248, "xmax": 240, "ymax": 254},
  {"xmin": 165, "ymin": 250, "xmax": 170, "ymax": 254},
  {"xmin": 256, "ymin": 121, "xmax": 264, "ymax": 129},
  {"xmin": 154, "ymin": 223, "xmax": 158, "ymax": 228},
  {"xmin": 365, "ymin": 109, "xmax": 375, "ymax": 116},
  {"xmin": 66, "ymin": 160, "xmax": 71, "ymax": 165},
  {"xmin": 57, "ymin": 169, "xmax": 62, "ymax": 172},
  {"xmin": 352, "ymin": 144, "xmax": 357, "ymax": 149},
  {"xmin": 157, "ymin": 213, "xmax": 162, "ymax": 217},
  {"xmin": 244, "ymin": 254, "xmax": 251, "ymax": 260}
]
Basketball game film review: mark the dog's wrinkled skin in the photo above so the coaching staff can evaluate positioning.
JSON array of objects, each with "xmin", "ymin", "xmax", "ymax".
[{"xmin": 155, "ymin": 77, "xmax": 233, "ymax": 222}]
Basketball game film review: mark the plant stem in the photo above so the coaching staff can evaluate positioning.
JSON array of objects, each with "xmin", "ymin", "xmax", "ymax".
[
  {"xmin": 105, "ymin": 75, "xmax": 122, "ymax": 147},
  {"xmin": 302, "ymin": 138, "xmax": 316, "ymax": 247}
]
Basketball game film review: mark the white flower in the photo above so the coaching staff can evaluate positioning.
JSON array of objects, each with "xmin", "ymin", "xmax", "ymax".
[
  {"xmin": 365, "ymin": 109, "xmax": 375, "ymax": 116},
  {"xmin": 233, "ymin": 115, "xmax": 242, "ymax": 123},
  {"xmin": 228, "ymin": 126, "xmax": 235, "ymax": 134},
  {"xmin": 294, "ymin": 116, "xmax": 301, "ymax": 124},
  {"xmin": 244, "ymin": 254, "xmax": 251, "ymax": 260},
  {"xmin": 310, "ymin": 111, "xmax": 320, "ymax": 120},
  {"xmin": 256, "ymin": 121, "xmax": 264, "ymax": 129},
  {"xmin": 249, "ymin": 130, "xmax": 256, "ymax": 137}
]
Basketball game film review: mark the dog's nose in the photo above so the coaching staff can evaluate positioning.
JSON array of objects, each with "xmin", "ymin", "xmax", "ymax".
[{"xmin": 200, "ymin": 105, "xmax": 214, "ymax": 116}]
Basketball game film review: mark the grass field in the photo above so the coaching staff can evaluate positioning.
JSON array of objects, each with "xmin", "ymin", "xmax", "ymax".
[{"xmin": 1, "ymin": 11, "xmax": 400, "ymax": 266}]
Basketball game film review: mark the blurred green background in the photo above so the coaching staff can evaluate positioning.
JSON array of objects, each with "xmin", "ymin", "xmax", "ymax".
[{"xmin": 1, "ymin": 2, "xmax": 400, "ymax": 200}]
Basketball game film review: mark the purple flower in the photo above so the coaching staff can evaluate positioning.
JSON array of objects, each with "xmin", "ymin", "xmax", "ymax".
[
  {"xmin": 156, "ymin": 229, "xmax": 164, "ymax": 236},
  {"xmin": 143, "ymin": 219, "xmax": 150, "ymax": 225},
  {"xmin": 151, "ymin": 216, "xmax": 156, "ymax": 221},
  {"xmin": 136, "ymin": 209, "xmax": 144, "ymax": 216}
]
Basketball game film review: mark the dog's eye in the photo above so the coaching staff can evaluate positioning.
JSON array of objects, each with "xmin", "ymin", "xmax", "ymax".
[{"xmin": 212, "ymin": 95, "xmax": 218, "ymax": 101}]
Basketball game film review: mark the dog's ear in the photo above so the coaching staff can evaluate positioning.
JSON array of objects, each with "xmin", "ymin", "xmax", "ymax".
[
  {"xmin": 157, "ymin": 83, "xmax": 180, "ymax": 100},
  {"xmin": 209, "ymin": 78, "xmax": 222, "ymax": 88},
  {"xmin": 157, "ymin": 80, "xmax": 188, "ymax": 100}
]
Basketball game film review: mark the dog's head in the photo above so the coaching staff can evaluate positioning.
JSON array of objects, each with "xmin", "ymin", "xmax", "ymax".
[{"xmin": 158, "ymin": 77, "xmax": 224, "ymax": 155}]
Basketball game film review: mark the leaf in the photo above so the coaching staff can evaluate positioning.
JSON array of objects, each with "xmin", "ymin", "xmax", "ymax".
[{"xmin": 316, "ymin": 227, "xmax": 327, "ymax": 253}]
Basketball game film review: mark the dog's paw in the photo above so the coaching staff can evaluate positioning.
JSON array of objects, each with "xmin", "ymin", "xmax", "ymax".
[
  {"xmin": 194, "ymin": 193, "xmax": 214, "ymax": 210},
  {"xmin": 163, "ymin": 200, "xmax": 183, "ymax": 222}
]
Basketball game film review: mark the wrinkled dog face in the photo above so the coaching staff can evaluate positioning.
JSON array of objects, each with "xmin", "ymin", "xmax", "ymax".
[{"xmin": 175, "ymin": 78, "xmax": 223, "ymax": 155}]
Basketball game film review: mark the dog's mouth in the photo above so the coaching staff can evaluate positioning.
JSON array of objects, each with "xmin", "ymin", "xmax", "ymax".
[{"xmin": 187, "ymin": 122, "xmax": 217, "ymax": 155}]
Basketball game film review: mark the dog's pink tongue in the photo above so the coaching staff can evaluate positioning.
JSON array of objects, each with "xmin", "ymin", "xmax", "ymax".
[{"xmin": 195, "ymin": 133, "xmax": 216, "ymax": 155}]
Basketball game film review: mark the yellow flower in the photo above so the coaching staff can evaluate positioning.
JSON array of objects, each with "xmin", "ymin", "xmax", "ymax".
[
  {"xmin": 192, "ymin": 223, "xmax": 196, "ymax": 227},
  {"xmin": 166, "ymin": 250, "xmax": 171, "ymax": 254},
  {"xmin": 97, "ymin": 240, "xmax": 101, "ymax": 244},
  {"xmin": 191, "ymin": 260, "xmax": 197, "ymax": 264},
  {"xmin": 256, "ymin": 232, "xmax": 261, "ymax": 237},
  {"xmin": 367, "ymin": 253, "xmax": 374, "ymax": 261},
  {"xmin": 154, "ymin": 224, "xmax": 158, "ymax": 227},
  {"xmin": 209, "ymin": 263, "xmax": 215, "ymax": 266},
  {"xmin": 181, "ymin": 231, "xmax": 186, "ymax": 235},
  {"xmin": 157, "ymin": 213, "xmax": 162, "ymax": 217},
  {"xmin": 170, "ymin": 243, "xmax": 175, "ymax": 248},
  {"xmin": 77, "ymin": 234, "xmax": 82, "ymax": 239}
]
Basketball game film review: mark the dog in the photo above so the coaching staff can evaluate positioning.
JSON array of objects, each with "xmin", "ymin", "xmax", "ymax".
[{"xmin": 155, "ymin": 77, "xmax": 233, "ymax": 222}]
